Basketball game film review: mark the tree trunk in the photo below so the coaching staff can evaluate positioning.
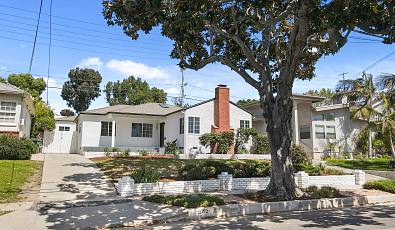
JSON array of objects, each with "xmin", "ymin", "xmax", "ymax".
[
  {"xmin": 262, "ymin": 93, "xmax": 296, "ymax": 200},
  {"xmin": 368, "ymin": 127, "xmax": 372, "ymax": 158},
  {"xmin": 389, "ymin": 130, "xmax": 395, "ymax": 159}
]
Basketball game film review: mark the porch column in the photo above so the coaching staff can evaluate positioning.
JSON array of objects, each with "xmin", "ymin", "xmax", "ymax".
[
  {"xmin": 111, "ymin": 121, "xmax": 116, "ymax": 148},
  {"xmin": 293, "ymin": 103, "xmax": 299, "ymax": 145}
]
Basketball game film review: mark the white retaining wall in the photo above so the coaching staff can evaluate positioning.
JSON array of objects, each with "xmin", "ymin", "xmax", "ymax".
[
  {"xmin": 179, "ymin": 154, "xmax": 271, "ymax": 160},
  {"xmin": 116, "ymin": 170, "xmax": 366, "ymax": 197}
]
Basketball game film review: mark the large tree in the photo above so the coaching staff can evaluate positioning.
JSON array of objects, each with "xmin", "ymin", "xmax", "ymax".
[
  {"xmin": 60, "ymin": 109, "xmax": 75, "ymax": 117},
  {"xmin": 61, "ymin": 68, "xmax": 102, "ymax": 113},
  {"xmin": 105, "ymin": 76, "xmax": 167, "ymax": 105},
  {"xmin": 103, "ymin": 0, "xmax": 394, "ymax": 199},
  {"xmin": 7, "ymin": 73, "xmax": 46, "ymax": 98}
]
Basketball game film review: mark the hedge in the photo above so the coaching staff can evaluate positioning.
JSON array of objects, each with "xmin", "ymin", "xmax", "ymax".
[
  {"xmin": 0, "ymin": 135, "xmax": 37, "ymax": 160},
  {"xmin": 363, "ymin": 180, "xmax": 395, "ymax": 194}
]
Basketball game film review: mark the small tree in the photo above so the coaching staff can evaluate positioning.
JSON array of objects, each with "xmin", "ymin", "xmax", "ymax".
[
  {"xmin": 0, "ymin": 77, "xmax": 6, "ymax": 83},
  {"xmin": 105, "ymin": 76, "xmax": 167, "ymax": 105},
  {"xmin": 61, "ymin": 68, "xmax": 102, "ymax": 113},
  {"xmin": 60, "ymin": 109, "xmax": 75, "ymax": 117},
  {"xmin": 7, "ymin": 73, "xmax": 46, "ymax": 98},
  {"xmin": 234, "ymin": 128, "xmax": 257, "ymax": 153},
  {"xmin": 32, "ymin": 100, "xmax": 55, "ymax": 138}
]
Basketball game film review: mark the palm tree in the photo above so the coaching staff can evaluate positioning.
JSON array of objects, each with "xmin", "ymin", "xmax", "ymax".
[
  {"xmin": 336, "ymin": 73, "xmax": 378, "ymax": 157},
  {"xmin": 377, "ymin": 73, "xmax": 395, "ymax": 106}
]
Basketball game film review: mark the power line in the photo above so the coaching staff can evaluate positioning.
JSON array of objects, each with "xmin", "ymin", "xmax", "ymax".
[
  {"xmin": 28, "ymin": 0, "xmax": 43, "ymax": 73},
  {"xmin": 353, "ymin": 50, "xmax": 395, "ymax": 78}
]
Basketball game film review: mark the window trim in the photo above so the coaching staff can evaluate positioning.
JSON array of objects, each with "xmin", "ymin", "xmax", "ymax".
[
  {"xmin": 240, "ymin": 120, "xmax": 250, "ymax": 129},
  {"xmin": 131, "ymin": 122, "xmax": 153, "ymax": 138},
  {"xmin": 315, "ymin": 125, "xmax": 326, "ymax": 139},
  {"xmin": 188, "ymin": 116, "xmax": 200, "ymax": 134},
  {"xmin": 0, "ymin": 101, "xmax": 17, "ymax": 123},
  {"xmin": 326, "ymin": 125, "xmax": 336, "ymax": 139},
  {"xmin": 100, "ymin": 121, "xmax": 113, "ymax": 137},
  {"xmin": 179, "ymin": 117, "xmax": 184, "ymax": 134},
  {"xmin": 300, "ymin": 125, "xmax": 311, "ymax": 139},
  {"xmin": 59, "ymin": 126, "xmax": 71, "ymax": 132}
]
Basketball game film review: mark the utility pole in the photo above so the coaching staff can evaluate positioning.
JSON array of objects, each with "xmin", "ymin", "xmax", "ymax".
[
  {"xmin": 180, "ymin": 68, "xmax": 186, "ymax": 107},
  {"xmin": 339, "ymin": 72, "xmax": 348, "ymax": 91}
]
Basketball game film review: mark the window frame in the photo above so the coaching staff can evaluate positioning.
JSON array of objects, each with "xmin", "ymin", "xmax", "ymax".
[
  {"xmin": 315, "ymin": 125, "xmax": 326, "ymax": 139},
  {"xmin": 326, "ymin": 125, "xmax": 336, "ymax": 139},
  {"xmin": 100, "ymin": 121, "xmax": 113, "ymax": 137},
  {"xmin": 240, "ymin": 120, "xmax": 250, "ymax": 129},
  {"xmin": 299, "ymin": 125, "xmax": 311, "ymax": 139},
  {"xmin": 188, "ymin": 116, "xmax": 200, "ymax": 134},
  {"xmin": 179, "ymin": 117, "xmax": 184, "ymax": 134},
  {"xmin": 0, "ymin": 101, "xmax": 17, "ymax": 123},
  {"xmin": 131, "ymin": 123, "xmax": 153, "ymax": 138},
  {"xmin": 59, "ymin": 126, "xmax": 71, "ymax": 132}
]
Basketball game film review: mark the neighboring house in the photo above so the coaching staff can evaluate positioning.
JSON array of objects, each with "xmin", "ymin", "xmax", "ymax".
[
  {"xmin": 0, "ymin": 82, "xmax": 34, "ymax": 137},
  {"xmin": 241, "ymin": 95, "xmax": 367, "ymax": 160},
  {"xmin": 43, "ymin": 85, "xmax": 252, "ymax": 156}
]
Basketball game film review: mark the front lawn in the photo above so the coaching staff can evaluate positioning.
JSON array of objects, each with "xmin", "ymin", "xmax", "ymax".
[
  {"xmin": 0, "ymin": 160, "xmax": 38, "ymax": 203},
  {"xmin": 363, "ymin": 180, "xmax": 395, "ymax": 193},
  {"xmin": 327, "ymin": 158, "xmax": 393, "ymax": 171}
]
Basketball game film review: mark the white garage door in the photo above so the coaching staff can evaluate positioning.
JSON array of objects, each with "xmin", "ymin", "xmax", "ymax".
[{"xmin": 43, "ymin": 123, "xmax": 77, "ymax": 154}]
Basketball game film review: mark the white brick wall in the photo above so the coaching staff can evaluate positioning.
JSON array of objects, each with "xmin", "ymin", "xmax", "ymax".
[
  {"xmin": 179, "ymin": 154, "xmax": 271, "ymax": 160},
  {"xmin": 115, "ymin": 171, "xmax": 365, "ymax": 197}
]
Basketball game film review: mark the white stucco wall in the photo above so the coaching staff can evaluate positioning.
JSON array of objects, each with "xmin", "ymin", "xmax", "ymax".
[
  {"xmin": 78, "ymin": 114, "xmax": 165, "ymax": 151},
  {"xmin": 164, "ymin": 111, "xmax": 184, "ymax": 149},
  {"xmin": 0, "ymin": 93, "xmax": 32, "ymax": 137},
  {"xmin": 43, "ymin": 120, "xmax": 77, "ymax": 153},
  {"xmin": 183, "ymin": 101, "xmax": 252, "ymax": 155}
]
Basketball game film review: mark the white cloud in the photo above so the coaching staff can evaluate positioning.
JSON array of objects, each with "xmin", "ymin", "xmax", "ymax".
[
  {"xmin": 42, "ymin": 77, "xmax": 59, "ymax": 88},
  {"xmin": 106, "ymin": 59, "xmax": 170, "ymax": 79},
  {"xmin": 77, "ymin": 57, "xmax": 103, "ymax": 70},
  {"xmin": 165, "ymin": 87, "xmax": 180, "ymax": 94}
]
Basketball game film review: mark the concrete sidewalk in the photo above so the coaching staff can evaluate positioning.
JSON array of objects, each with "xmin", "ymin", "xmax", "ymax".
[{"xmin": 39, "ymin": 154, "xmax": 116, "ymax": 202}]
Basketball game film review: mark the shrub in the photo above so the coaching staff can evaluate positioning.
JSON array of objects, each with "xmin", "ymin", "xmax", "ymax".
[
  {"xmin": 0, "ymin": 136, "xmax": 37, "ymax": 160},
  {"xmin": 251, "ymin": 134, "xmax": 270, "ymax": 154},
  {"xmin": 104, "ymin": 147, "xmax": 112, "ymax": 157},
  {"xmin": 199, "ymin": 133, "xmax": 218, "ymax": 153},
  {"xmin": 179, "ymin": 160, "xmax": 271, "ymax": 180},
  {"xmin": 143, "ymin": 194, "xmax": 224, "ymax": 208},
  {"xmin": 234, "ymin": 128, "xmax": 257, "ymax": 154},
  {"xmin": 120, "ymin": 149, "xmax": 130, "ymax": 158},
  {"xmin": 363, "ymin": 180, "xmax": 395, "ymax": 193},
  {"xmin": 295, "ymin": 162, "xmax": 343, "ymax": 176},
  {"xmin": 131, "ymin": 168, "xmax": 160, "ymax": 183},
  {"xmin": 304, "ymin": 186, "xmax": 341, "ymax": 199},
  {"xmin": 217, "ymin": 131, "xmax": 234, "ymax": 154},
  {"xmin": 291, "ymin": 145, "xmax": 310, "ymax": 165},
  {"xmin": 138, "ymin": 150, "xmax": 149, "ymax": 156},
  {"xmin": 164, "ymin": 140, "xmax": 179, "ymax": 155}
]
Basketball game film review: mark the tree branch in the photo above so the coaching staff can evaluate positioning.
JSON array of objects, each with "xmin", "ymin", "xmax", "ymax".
[
  {"xmin": 182, "ymin": 55, "xmax": 221, "ymax": 70},
  {"xmin": 221, "ymin": 57, "xmax": 260, "ymax": 90}
]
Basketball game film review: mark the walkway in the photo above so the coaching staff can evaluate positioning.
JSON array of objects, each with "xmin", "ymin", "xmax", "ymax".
[
  {"xmin": 39, "ymin": 154, "xmax": 116, "ymax": 202},
  {"xmin": 324, "ymin": 164, "xmax": 388, "ymax": 182}
]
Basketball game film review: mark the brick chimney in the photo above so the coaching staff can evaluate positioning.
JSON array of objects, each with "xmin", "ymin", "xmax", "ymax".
[{"xmin": 212, "ymin": 84, "xmax": 231, "ymax": 133}]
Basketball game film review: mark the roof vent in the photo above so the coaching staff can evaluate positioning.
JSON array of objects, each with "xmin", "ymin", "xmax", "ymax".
[{"xmin": 159, "ymin": 103, "xmax": 170, "ymax": 108}]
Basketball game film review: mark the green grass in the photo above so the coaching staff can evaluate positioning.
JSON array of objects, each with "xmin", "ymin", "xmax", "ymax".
[
  {"xmin": 143, "ymin": 194, "xmax": 225, "ymax": 208},
  {"xmin": 327, "ymin": 158, "xmax": 393, "ymax": 171},
  {"xmin": 0, "ymin": 160, "xmax": 37, "ymax": 203},
  {"xmin": 363, "ymin": 180, "xmax": 395, "ymax": 193}
]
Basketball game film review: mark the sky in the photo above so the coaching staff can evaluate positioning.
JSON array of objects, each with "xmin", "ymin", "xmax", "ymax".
[{"xmin": 0, "ymin": 0, "xmax": 394, "ymax": 115}]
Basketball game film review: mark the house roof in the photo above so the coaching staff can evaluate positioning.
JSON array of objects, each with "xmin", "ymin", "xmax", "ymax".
[
  {"xmin": 0, "ymin": 82, "xmax": 26, "ymax": 95},
  {"xmin": 240, "ymin": 94, "xmax": 324, "ymax": 109},
  {"xmin": 0, "ymin": 82, "xmax": 35, "ymax": 115},
  {"xmin": 80, "ymin": 103, "xmax": 183, "ymax": 116},
  {"xmin": 55, "ymin": 116, "xmax": 77, "ymax": 122}
]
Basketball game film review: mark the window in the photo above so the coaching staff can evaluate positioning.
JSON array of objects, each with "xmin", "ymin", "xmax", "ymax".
[
  {"xmin": 326, "ymin": 125, "xmax": 336, "ymax": 139},
  {"xmin": 314, "ymin": 112, "xmax": 335, "ymax": 121},
  {"xmin": 101, "ymin": 121, "xmax": 112, "ymax": 136},
  {"xmin": 240, "ymin": 120, "xmax": 250, "ymax": 129},
  {"xmin": 179, "ymin": 118, "xmax": 184, "ymax": 134},
  {"xmin": 300, "ymin": 126, "xmax": 310, "ymax": 139},
  {"xmin": 325, "ymin": 112, "xmax": 335, "ymax": 121},
  {"xmin": 59, "ymin": 126, "xmax": 70, "ymax": 131},
  {"xmin": 132, "ymin": 123, "xmax": 153, "ymax": 137},
  {"xmin": 188, "ymin": 117, "xmax": 200, "ymax": 134},
  {"xmin": 0, "ymin": 102, "xmax": 16, "ymax": 123},
  {"xmin": 315, "ymin": 125, "xmax": 325, "ymax": 139}
]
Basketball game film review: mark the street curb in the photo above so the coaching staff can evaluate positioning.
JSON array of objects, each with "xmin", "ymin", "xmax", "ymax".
[{"xmin": 97, "ymin": 194, "xmax": 395, "ymax": 229}]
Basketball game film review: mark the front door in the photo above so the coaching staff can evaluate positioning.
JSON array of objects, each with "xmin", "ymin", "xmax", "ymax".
[{"xmin": 160, "ymin": 122, "xmax": 165, "ymax": 147}]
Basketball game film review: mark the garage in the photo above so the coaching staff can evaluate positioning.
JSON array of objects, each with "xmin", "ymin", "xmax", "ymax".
[{"xmin": 43, "ymin": 116, "xmax": 77, "ymax": 154}]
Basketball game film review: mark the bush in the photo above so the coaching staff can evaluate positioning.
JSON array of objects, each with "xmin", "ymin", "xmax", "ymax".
[
  {"xmin": 179, "ymin": 160, "xmax": 271, "ymax": 180},
  {"xmin": 131, "ymin": 168, "xmax": 160, "ymax": 183},
  {"xmin": 291, "ymin": 145, "xmax": 310, "ymax": 165},
  {"xmin": 199, "ymin": 133, "xmax": 218, "ymax": 153},
  {"xmin": 234, "ymin": 128, "xmax": 257, "ymax": 154},
  {"xmin": 251, "ymin": 134, "xmax": 270, "ymax": 154},
  {"xmin": 143, "ymin": 194, "xmax": 225, "ymax": 208},
  {"xmin": 104, "ymin": 147, "xmax": 112, "ymax": 157},
  {"xmin": 138, "ymin": 150, "xmax": 149, "ymax": 156},
  {"xmin": 295, "ymin": 162, "xmax": 343, "ymax": 176},
  {"xmin": 164, "ymin": 140, "xmax": 179, "ymax": 155},
  {"xmin": 0, "ymin": 135, "xmax": 37, "ymax": 160},
  {"xmin": 199, "ymin": 132, "xmax": 234, "ymax": 154},
  {"xmin": 363, "ymin": 180, "xmax": 395, "ymax": 193},
  {"xmin": 304, "ymin": 186, "xmax": 341, "ymax": 199}
]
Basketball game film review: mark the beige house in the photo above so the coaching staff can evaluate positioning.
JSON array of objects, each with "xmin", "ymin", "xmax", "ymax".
[
  {"xmin": 0, "ymin": 82, "xmax": 35, "ymax": 137},
  {"xmin": 242, "ymin": 95, "xmax": 366, "ymax": 159}
]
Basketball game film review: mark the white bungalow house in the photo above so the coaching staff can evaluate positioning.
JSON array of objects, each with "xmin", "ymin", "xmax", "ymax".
[
  {"xmin": 43, "ymin": 85, "xmax": 252, "ymax": 157},
  {"xmin": 0, "ymin": 82, "xmax": 34, "ymax": 137},
  {"xmin": 241, "ymin": 95, "xmax": 368, "ymax": 160}
]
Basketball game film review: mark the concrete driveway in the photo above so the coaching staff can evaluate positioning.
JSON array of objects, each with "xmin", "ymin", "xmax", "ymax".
[{"xmin": 39, "ymin": 154, "xmax": 116, "ymax": 202}]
